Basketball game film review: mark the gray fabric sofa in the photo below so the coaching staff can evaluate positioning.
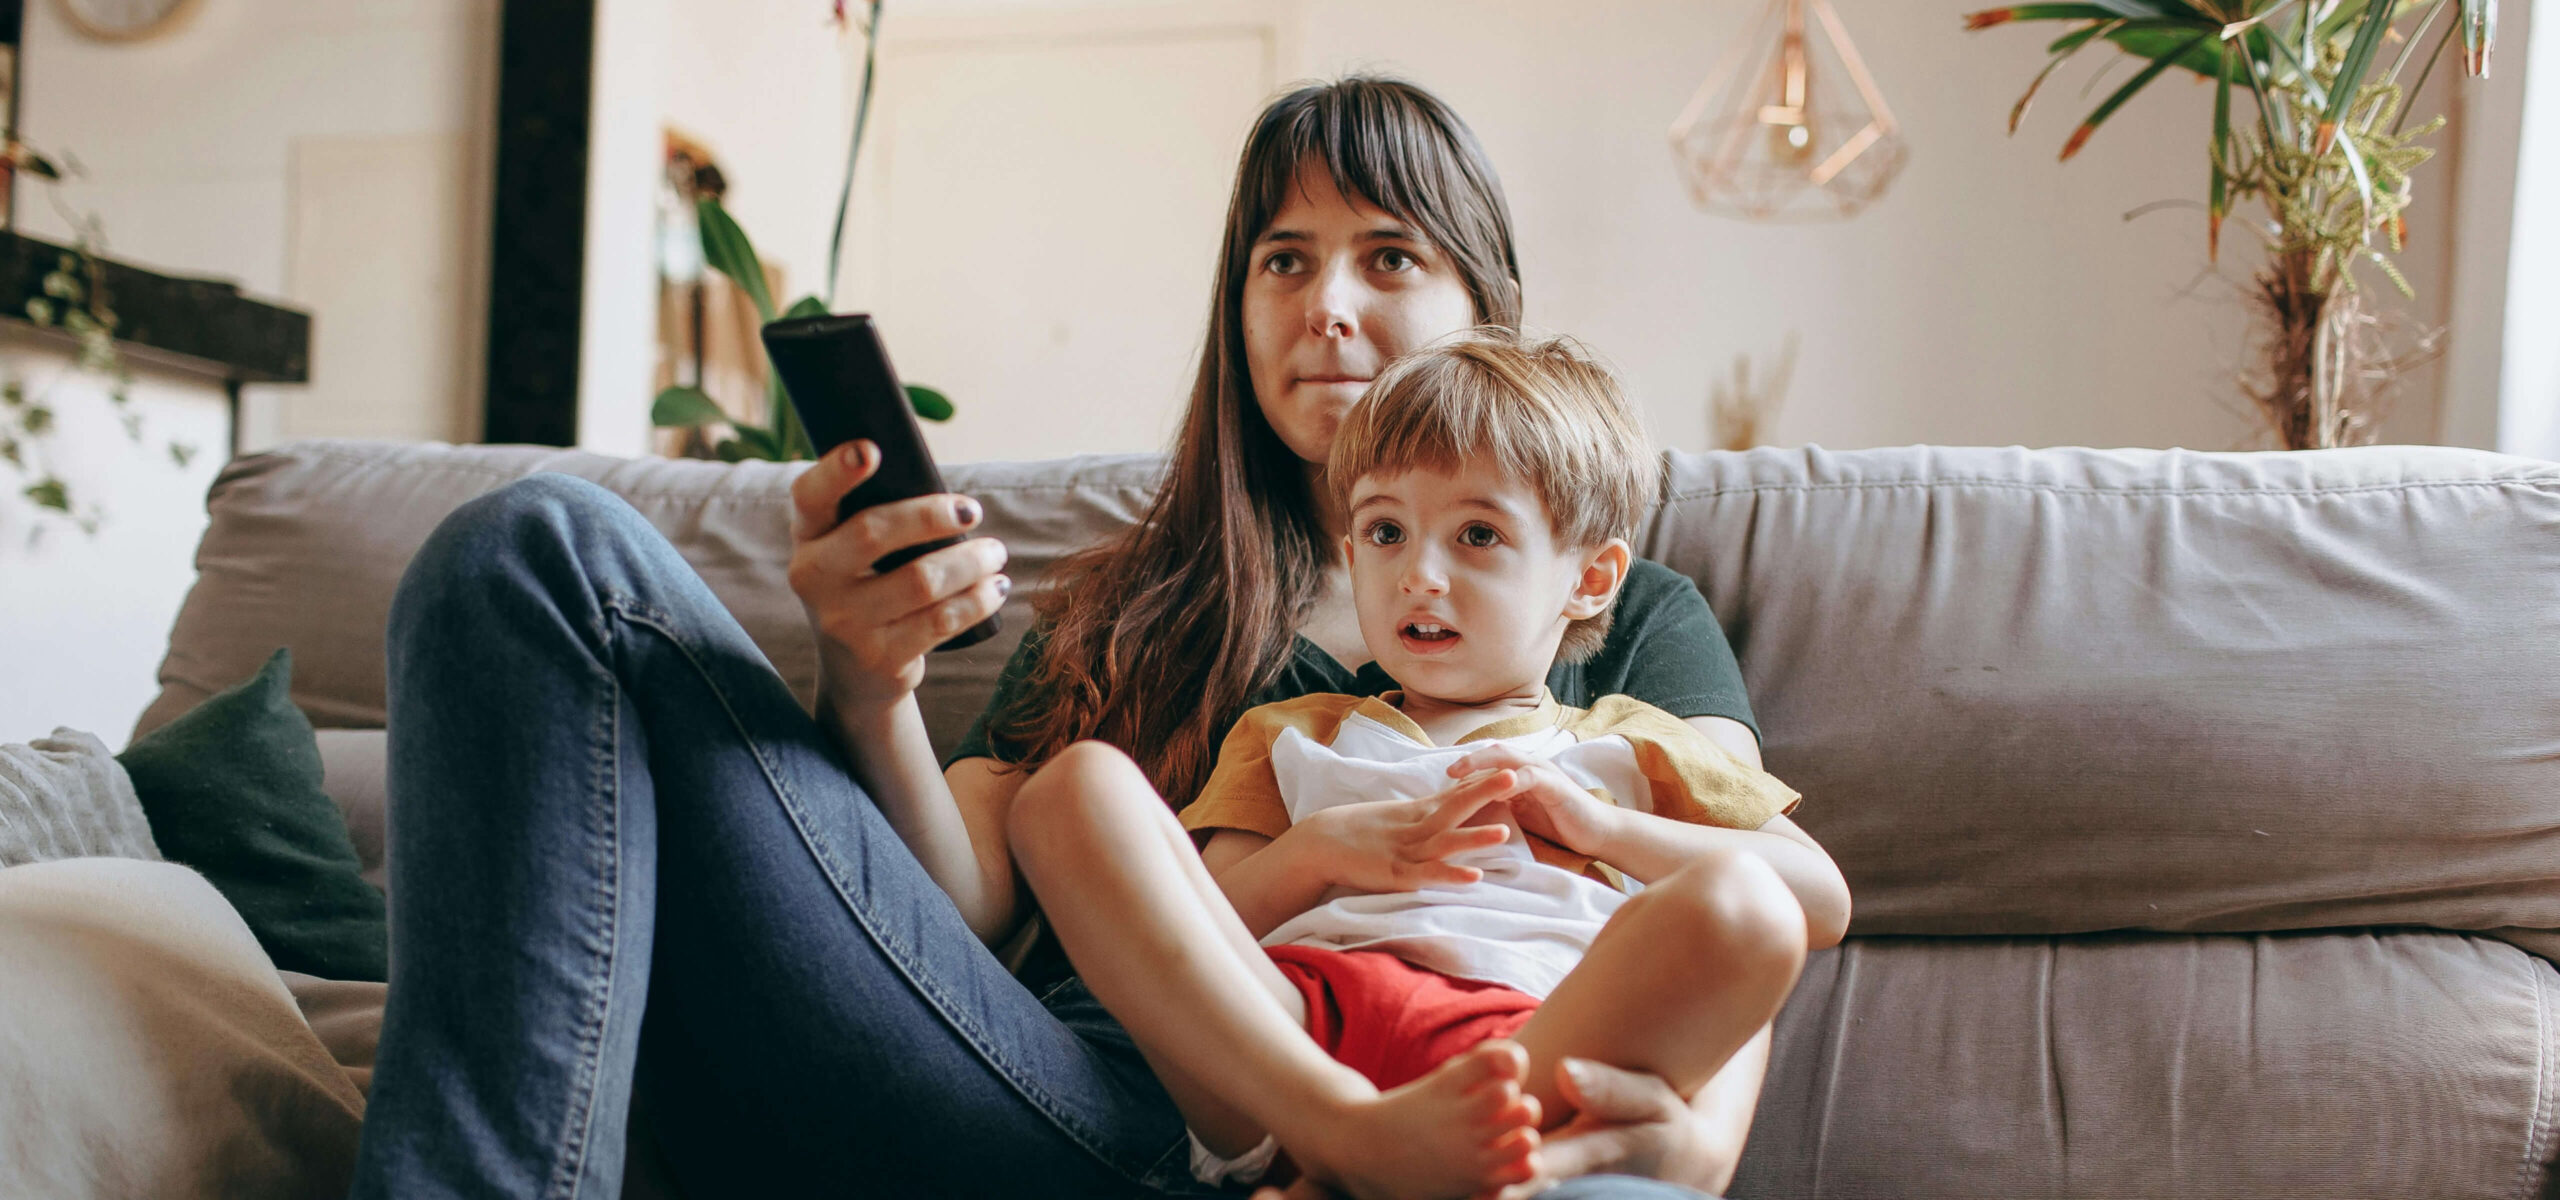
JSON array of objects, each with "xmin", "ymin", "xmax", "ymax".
[{"xmin": 74, "ymin": 438, "xmax": 2560, "ymax": 1196}]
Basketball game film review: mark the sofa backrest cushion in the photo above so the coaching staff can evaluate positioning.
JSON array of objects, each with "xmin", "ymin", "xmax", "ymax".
[
  {"xmin": 136, "ymin": 440, "xmax": 1157, "ymax": 751},
  {"xmin": 1658, "ymin": 444, "xmax": 2560, "ymax": 947},
  {"xmin": 144, "ymin": 440, "xmax": 2560, "ymax": 945}
]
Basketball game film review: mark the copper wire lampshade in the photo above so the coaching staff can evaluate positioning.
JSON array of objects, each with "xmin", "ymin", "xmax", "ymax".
[{"xmin": 1669, "ymin": 0, "xmax": 1907, "ymax": 221}]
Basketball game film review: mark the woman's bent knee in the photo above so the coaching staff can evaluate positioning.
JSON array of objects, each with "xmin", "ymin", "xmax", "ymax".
[{"xmin": 401, "ymin": 473, "xmax": 648, "ymax": 605}]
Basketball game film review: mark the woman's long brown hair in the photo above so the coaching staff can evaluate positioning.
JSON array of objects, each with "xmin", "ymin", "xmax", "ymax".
[{"xmin": 993, "ymin": 76, "xmax": 1525, "ymax": 805}]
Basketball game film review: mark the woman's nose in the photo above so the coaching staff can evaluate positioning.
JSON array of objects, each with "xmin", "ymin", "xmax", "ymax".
[{"xmin": 1305, "ymin": 259, "xmax": 1361, "ymax": 340}]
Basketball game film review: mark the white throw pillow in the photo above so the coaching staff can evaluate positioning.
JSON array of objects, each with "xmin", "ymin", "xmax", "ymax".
[
  {"xmin": 0, "ymin": 729, "xmax": 161, "ymax": 867},
  {"xmin": 0, "ymin": 857, "xmax": 363, "ymax": 1199}
]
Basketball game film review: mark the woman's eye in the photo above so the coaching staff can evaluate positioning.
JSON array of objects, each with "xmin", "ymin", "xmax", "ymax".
[
  {"xmin": 1263, "ymin": 250, "xmax": 1304, "ymax": 275},
  {"xmin": 1374, "ymin": 247, "xmax": 1417, "ymax": 272},
  {"xmin": 1458, "ymin": 524, "xmax": 1501, "ymax": 548},
  {"xmin": 1365, "ymin": 521, "xmax": 1405, "ymax": 546}
]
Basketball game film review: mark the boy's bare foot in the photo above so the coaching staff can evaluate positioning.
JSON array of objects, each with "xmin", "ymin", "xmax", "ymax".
[{"xmin": 1292, "ymin": 1040, "xmax": 1542, "ymax": 1200}]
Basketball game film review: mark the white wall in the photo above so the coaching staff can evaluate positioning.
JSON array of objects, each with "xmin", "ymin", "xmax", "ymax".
[
  {"xmin": 619, "ymin": 0, "xmax": 2502, "ymax": 462},
  {"xmin": 3, "ymin": 0, "xmax": 497, "ymax": 745},
  {"xmin": 0, "ymin": 336, "xmax": 229, "ymax": 746},
  {"xmin": 14, "ymin": 0, "xmax": 498, "ymax": 449},
  {"xmin": 2495, "ymin": 0, "xmax": 2559, "ymax": 457}
]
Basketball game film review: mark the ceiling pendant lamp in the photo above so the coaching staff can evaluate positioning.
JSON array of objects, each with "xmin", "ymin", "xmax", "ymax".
[{"xmin": 1669, "ymin": 0, "xmax": 1907, "ymax": 221}]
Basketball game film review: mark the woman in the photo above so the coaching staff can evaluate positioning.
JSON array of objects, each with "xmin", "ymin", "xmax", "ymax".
[{"xmin": 353, "ymin": 76, "xmax": 1836, "ymax": 1199}]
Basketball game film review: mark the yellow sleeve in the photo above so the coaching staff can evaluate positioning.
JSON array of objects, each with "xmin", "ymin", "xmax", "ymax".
[
  {"xmin": 1577, "ymin": 695, "xmax": 1802, "ymax": 829},
  {"xmin": 1179, "ymin": 714, "xmax": 1288, "ymax": 842},
  {"xmin": 1178, "ymin": 696, "xmax": 1362, "ymax": 842}
]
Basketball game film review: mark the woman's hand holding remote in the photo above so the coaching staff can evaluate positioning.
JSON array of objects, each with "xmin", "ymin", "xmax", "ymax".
[{"xmin": 789, "ymin": 439, "xmax": 1012, "ymax": 717}]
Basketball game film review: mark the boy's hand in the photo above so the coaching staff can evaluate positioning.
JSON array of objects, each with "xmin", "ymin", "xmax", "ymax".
[
  {"xmin": 1446, "ymin": 748, "xmax": 1621, "ymax": 858},
  {"xmin": 1297, "ymin": 769, "xmax": 1517, "ymax": 893}
]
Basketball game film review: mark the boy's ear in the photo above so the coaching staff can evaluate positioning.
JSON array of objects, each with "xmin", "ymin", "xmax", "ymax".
[{"xmin": 1563, "ymin": 538, "xmax": 1632, "ymax": 621}]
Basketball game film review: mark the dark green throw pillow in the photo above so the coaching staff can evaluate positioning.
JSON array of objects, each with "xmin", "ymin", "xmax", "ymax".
[{"xmin": 117, "ymin": 648, "xmax": 387, "ymax": 982}]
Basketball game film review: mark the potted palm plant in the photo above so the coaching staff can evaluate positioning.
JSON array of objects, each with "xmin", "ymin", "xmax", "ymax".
[{"xmin": 1968, "ymin": 0, "xmax": 2500, "ymax": 449}]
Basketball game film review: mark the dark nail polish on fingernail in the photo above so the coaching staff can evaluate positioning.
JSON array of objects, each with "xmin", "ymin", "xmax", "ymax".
[
  {"xmin": 956, "ymin": 497, "xmax": 982, "ymax": 527},
  {"xmin": 994, "ymin": 574, "xmax": 1012, "ymax": 597}
]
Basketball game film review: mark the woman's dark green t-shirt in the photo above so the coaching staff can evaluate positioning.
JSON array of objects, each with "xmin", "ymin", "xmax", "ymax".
[{"xmin": 946, "ymin": 557, "xmax": 1757, "ymax": 771}]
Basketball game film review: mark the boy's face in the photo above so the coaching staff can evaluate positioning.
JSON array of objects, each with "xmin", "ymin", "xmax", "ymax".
[{"xmin": 1345, "ymin": 463, "xmax": 1629, "ymax": 705}]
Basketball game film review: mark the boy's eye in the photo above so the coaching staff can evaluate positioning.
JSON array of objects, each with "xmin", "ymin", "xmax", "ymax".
[
  {"xmin": 1373, "ymin": 247, "xmax": 1417, "ymax": 272},
  {"xmin": 1458, "ymin": 523, "xmax": 1501, "ymax": 548},
  {"xmin": 1364, "ymin": 520, "xmax": 1405, "ymax": 546}
]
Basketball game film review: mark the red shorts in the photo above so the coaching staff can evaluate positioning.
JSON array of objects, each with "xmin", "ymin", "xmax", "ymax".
[{"xmin": 1267, "ymin": 944, "xmax": 1541, "ymax": 1092}]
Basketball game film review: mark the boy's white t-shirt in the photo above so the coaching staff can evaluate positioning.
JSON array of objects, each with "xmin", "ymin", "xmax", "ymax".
[{"xmin": 1181, "ymin": 691, "xmax": 1801, "ymax": 1000}]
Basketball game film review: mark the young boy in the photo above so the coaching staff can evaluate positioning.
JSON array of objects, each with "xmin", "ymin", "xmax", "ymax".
[{"xmin": 1006, "ymin": 330, "xmax": 1835, "ymax": 1200}]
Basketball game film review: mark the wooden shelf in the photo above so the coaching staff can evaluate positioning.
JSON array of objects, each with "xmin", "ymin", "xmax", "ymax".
[{"xmin": 0, "ymin": 230, "xmax": 308, "ymax": 385}]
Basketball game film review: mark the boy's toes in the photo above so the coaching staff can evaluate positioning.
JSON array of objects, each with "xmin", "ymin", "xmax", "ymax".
[
  {"xmin": 1486, "ymin": 1090, "xmax": 1541, "ymax": 1134},
  {"xmin": 1479, "ymin": 1126, "xmax": 1541, "ymax": 1180},
  {"xmin": 1444, "ymin": 1039, "xmax": 1530, "ymax": 1093}
]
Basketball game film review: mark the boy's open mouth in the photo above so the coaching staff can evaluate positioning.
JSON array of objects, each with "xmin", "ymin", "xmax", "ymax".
[{"xmin": 1399, "ymin": 621, "xmax": 1461, "ymax": 654}]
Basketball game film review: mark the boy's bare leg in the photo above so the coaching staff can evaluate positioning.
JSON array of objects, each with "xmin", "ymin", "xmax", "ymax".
[
  {"xmin": 1009, "ymin": 741, "xmax": 1540, "ymax": 1199},
  {"xmin": 1508, "ymin": 848, "xmax": 1808, "ymax": 1127}
]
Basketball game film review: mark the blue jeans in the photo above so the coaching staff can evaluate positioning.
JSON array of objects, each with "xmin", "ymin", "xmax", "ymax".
[{"xmin": 351, "ymin": 474, "xmax": 1715, "ymax": 1200}]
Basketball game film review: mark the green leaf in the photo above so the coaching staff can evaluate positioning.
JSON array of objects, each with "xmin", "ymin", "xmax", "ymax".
[
  {"xmin": 2062, "ymin": 31, "xmax": 2208, "ymax": 159},
  {"xmin": 24, "ymin": 297, "xmax": 53, "ymax": 325},
  {"xmin": 2334, "ymin": 123, "xmax": 2379, "ymax": 223},
  {"xmin": 2320, "ymin": 0, "xmax": 2398, "ymax": 152},
  {"xmin": 906, "ymin": 384, "xmax": 955, "ymax": 422},
  {"xmin": 20, "ymin": 406, "xmax": 53, "ymax": 434},
  {"xmin": 2106, "ymin": 23, "xmax": 2240, "ymax": 78},
  {"xmin": 2210, "ymin": 38, "xmax": 2234, "ymax": 259},
  {"xmin": 650, "ymin": 384, "xmax": 728, "ymax": 428},
  {"xmin": 24, "ymin": 477, "xmax": 68, "ymax": 511},
  {"xmin": 2016, "ymin": 21, "xmax": 2127, "ymax": 132},
  {"xmin": 2459, "ymin": 0, "xmax": 2495, "ymax": 74},
  {"xmin": 728, "ymin": 422, "xmax": 785, "ymax": 461},
  {"xmin": 1969, "ymin": 4, "xmax": 2136, "ymax": 28},
  {"xmin": 695, "ymin": 198, "xmax": 775, "ymax": 322},
  {"xmin": 169, "ymin": 442, "xmax": 196, "ymax": 468},
  {"xmin": 2243, "ymin": 38, "xmax": 2294, "ymax": 146}
]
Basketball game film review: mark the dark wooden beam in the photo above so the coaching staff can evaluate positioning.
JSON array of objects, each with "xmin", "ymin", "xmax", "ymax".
[{"xmin": 481, "ymin": 0, "xmax": 592, "ymax": 446}]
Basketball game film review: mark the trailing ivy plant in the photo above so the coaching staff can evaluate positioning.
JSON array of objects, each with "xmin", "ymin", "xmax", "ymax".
[{"xmin": 0, "ymin": 140, "xmax": 196, "ymax": 540}]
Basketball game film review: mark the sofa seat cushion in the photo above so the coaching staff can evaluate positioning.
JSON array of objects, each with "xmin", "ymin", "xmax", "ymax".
[
  {"xmin": 1740, "ymin": 929, "xmax": 2560, "ymax": 1199},
  {"xmin": 0, "ymin": 858, "xmax": 365, "ymax": 1200}
]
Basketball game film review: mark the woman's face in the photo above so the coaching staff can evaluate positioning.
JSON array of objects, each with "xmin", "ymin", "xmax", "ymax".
[{"xmin": 1241, "ymin": 166, "xmax": 1480, "ymax": 466}]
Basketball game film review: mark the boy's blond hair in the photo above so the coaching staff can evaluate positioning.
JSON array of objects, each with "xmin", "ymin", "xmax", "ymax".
[{"xmin": 1329, "ymin": 327, "xmax": 1656, "ymax": 662}]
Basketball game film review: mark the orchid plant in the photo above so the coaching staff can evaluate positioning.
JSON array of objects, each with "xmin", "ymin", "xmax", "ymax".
[{"xmin": 650, "ymin": 0, "xmax": 951, "ymax": 462}]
